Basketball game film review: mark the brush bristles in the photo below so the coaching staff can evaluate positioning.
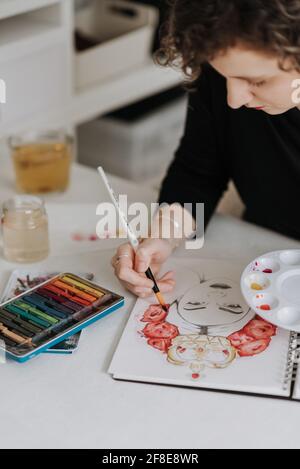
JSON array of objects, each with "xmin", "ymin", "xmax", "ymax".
[{"xmin": 155, "ymin": 292, "xmax": 167, "ymax": 311}]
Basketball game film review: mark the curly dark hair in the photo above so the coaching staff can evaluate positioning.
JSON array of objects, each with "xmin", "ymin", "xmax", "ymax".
[{"xmin": 154, "ymin": 0, "xmax": 300, "ymax": 88}]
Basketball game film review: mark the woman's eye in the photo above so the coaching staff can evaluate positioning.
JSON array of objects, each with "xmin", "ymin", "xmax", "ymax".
[{"xmin": 252, "ymin": 80, "xmax": 266, "ymax": 88}]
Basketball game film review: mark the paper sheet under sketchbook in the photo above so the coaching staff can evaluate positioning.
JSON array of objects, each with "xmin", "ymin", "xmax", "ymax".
[{"xmin": 109, "ymin": 258, "xmax": 291, "ymax": 398}]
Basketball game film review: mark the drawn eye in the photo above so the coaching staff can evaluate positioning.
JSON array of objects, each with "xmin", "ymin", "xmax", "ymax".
[
  {"xmin": 183, "ymin": 301, "xmax": 208, "ymax": 310},
  {"xmin": 186, "ymin": 302, "xmax": 205, "ymax": 306},
  {"xmin": 210, "ymin": 283, "xmax": 231, "ymax": 289},
  {"xmin": 218, "ymin": 303, "xmax": 243, "ymax": 314},
  {"xmin": 226, "ymin": 304, "xmax": 242, "ymax": 309}
]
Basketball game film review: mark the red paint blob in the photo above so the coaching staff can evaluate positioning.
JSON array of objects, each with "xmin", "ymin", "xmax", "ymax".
[
  {"xmin": 192, "ymin": 373, "xmax": 200, "ymax": 379},
  {"xmin": 71, "ymin": 232, "xmax": 84, "ymax": 241},
  {"xmin": 262, "ymin": 268, "xmax": 272, "ymax": 273},
  {"xmin": 260, "ymin": 304, "xmax": 271, "ymax": 311}
]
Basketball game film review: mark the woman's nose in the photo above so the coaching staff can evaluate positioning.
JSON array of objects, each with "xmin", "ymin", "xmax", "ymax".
[{"xmin": 226, "ymin": 78, "xmax": 253, "ymax": 109}]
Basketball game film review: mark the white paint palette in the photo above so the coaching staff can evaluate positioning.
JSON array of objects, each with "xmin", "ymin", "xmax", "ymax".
[{"xmin": 241, "ymin": 250, "xmax": 300, "ymax": 332}]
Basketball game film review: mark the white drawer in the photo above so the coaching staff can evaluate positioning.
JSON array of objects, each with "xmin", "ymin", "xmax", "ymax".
[
  {"xmin": 75, "ymin": 0, "xmax": 158, "ymax": 89},
  {"xmin": 0, "ymin": 43, "xmax": 69, "ymax": 128}
]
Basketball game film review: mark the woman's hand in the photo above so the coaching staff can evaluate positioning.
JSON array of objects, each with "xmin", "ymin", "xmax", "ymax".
[{"xmin": 111, "ymin": 238, "xmax": 175, "ymax": 297}]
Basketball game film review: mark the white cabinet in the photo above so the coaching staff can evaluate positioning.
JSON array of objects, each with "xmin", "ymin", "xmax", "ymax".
[
  {"xmin": 1, "ymin": 44, "xmax": 69, "ymax": 128},
  {"xmin": 0, "ymin": 0, "xmax": 183, "ymax": 138}
]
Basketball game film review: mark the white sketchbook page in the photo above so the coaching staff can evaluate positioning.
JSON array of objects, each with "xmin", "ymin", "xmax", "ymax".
[{"xmin": 109, "ymin": 258, "xmax": 291, "ymax": 398}]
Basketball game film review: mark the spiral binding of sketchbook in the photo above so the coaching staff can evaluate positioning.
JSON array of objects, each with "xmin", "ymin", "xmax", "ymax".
[{"xmin": 283, "ymin": 331, "xmax": 300, "ymax": 392}]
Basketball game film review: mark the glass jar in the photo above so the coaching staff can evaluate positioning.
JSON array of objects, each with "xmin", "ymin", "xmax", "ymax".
[
  {"xmin": 1, "ymin": 196, "xmax": 49, "ymax": 263},
  {"xmin": 9, "ymin": 129, "xmax": 73, "ymax": 194}
]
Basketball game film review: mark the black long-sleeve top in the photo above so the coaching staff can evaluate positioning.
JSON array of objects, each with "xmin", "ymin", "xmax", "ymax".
[{"xmin": 158, "ymin": 64, "xmax": 300, "ymax": 241}]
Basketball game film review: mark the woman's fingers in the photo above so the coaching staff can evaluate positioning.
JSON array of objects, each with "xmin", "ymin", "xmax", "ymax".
[
  {"xmin": 117, "ymin": 265, "xmax": 154, "ymax": 288},
  {"xmin": 134, "ymin": 239, "xmax": 173, "ymax": 272},
  {"xmin": 123, "ymin": 270, "xmax": 176, "ymax": 297},
  {"xmin": 159, "ymin": 270, "xmax": 175, "ymax": 281},
  {"xmin": 111, "ymin": 243, "xmax": 154, "ymax": 289},
  {"xmin": 156, "ymin": 279, "xmax": 176, "ymax": 293},
  {"xmin": 111, "ymin": 242, "xmax": 134, "ymax": 268},
  {"xmin": 155, "ymin": 270, "xmax": 176, "ymax": 293},
  {"xmin": 111, "ymin": 241, "xmax": 175, "ymax": 297}
]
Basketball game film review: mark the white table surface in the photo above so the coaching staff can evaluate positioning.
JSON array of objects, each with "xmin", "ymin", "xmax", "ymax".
[{"xmin": 1, "ymin": 151, "xmax": 300, "ymax": 449}]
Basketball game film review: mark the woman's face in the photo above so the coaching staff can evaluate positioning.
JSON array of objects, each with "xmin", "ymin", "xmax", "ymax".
[{"xmin": 210, "ymin": 44, "xmax": 300, "ymax": 115}]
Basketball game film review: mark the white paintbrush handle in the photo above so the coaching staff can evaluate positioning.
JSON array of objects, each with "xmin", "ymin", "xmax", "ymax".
[{"xmin": 97, "ymin": 166, "xmax": 139, "ymax": 252}]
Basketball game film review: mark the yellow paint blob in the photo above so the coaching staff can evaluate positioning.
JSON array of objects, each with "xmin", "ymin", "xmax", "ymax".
[{"xmin": 251, "ymin": 282, "xmax": 263, "ymax": 290}]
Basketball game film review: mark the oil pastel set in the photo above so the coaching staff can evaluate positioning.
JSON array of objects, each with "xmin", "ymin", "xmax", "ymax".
[
  {"xmin": 109, "ymin": 257, "xmax": 300, "ymax": 401},
  {"xmin": 0, "ymin": 271, "xmax": 93, "ymax": 354},
  {"xmin": 0, "ymin": 272, "xmax": 124, "ymax": 362}
]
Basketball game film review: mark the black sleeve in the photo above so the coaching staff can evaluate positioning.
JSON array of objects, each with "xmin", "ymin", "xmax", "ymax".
[{"xmin": 158, "ymin": 65, "xmax": 230, "ymax": 231}]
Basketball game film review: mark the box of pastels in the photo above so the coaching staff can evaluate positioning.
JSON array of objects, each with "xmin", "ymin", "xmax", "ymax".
[
  {"xmin": 241, "ymin": 249, "xmax": 300, "ymax": 332},
  {"xmin": 0, "ymin": 273, "xmax": 124, "ymax": 362}
]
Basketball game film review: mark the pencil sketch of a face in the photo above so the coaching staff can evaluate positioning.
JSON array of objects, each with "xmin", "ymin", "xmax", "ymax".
[{"xmin": 177, "ymin": 278, "xmax": 251, "ymax": 331}]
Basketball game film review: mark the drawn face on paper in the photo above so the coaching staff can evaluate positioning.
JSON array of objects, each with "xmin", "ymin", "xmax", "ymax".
[{"xmin": 177, "ymin": 278, "xmax": 247, "ymax": 327}]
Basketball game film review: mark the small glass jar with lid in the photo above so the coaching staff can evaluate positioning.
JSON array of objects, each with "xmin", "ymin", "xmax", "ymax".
[{"xmin": 1, "ymin": 196, "xmax": 49, "ymax": 263}]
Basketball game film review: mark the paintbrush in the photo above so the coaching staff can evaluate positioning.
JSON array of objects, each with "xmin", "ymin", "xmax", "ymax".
[{"xmin": 98, "ymin": 166, "xmax": 168, "ymax": 313}]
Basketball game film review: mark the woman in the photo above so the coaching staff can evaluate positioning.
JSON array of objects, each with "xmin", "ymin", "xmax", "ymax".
[{"xmin": 111, "ymin": 0, "xmax": 300, "ymax": 297}]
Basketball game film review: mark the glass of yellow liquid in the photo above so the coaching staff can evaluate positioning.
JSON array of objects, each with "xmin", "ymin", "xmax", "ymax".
[
  {"xmin": 9, "ymin": 130, "xmax": 73, "ymax": 194},
  {"xmin": 1, "ymin": 196, "xmax": 49, "ymax": 263}
]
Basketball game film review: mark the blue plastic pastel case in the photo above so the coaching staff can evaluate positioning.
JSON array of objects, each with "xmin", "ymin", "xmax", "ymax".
[{"xmin": 0, "ymin": 273, "xmax": 124, "ymax": 363}]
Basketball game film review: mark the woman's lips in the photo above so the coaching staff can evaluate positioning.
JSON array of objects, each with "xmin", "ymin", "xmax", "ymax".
[{"xmin": 246, "ymin": 105, "xmax": 266, "ymax": 110}]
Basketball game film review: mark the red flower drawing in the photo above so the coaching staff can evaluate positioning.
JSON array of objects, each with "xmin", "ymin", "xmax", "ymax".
[
  {"xmin": 142, "ymin": 321, "xmax": 179, "ymax": 340},
  {"xmin": 140, "ymin": 304, "xmax": 178, "ymax": 353},
  {"xmin": 140, "ymin": 304, "xmax": 169, "ymax": 323},
  {"xmin": 147, "ymin": 338, "xmax": 172, "ymax": 353},
  {"xmin": 228, "ymin": 315, "xmax": 277, "ymax": 357},
  {"xmin": 139, "ymin": 302, "xmax": 277, "ymax": 361}
]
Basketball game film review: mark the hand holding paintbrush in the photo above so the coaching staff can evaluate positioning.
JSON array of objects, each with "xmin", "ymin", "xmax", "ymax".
[
  {"xmin": 98, "ymin": 167, "xmax": 175, "ymax": 309},
  {"xmin": 113, "ymin": 239, "xmax": 175, "ymax": 300}
]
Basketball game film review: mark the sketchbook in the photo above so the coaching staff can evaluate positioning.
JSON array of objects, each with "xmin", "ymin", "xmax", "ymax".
[{"xmin": 109, "ymin": 258, "xmax": 300, "ymax": 400}]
